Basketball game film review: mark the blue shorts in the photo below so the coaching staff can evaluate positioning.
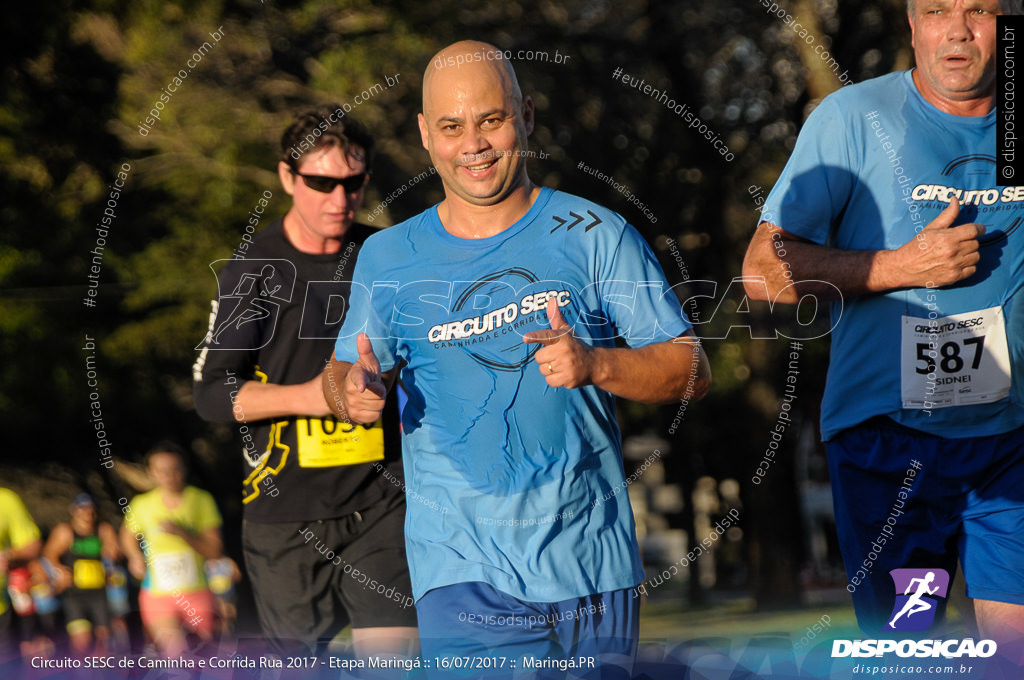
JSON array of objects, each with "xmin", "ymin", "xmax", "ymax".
[
  {"xmin": 828, "ymin": 417, "xmax": 1024, "ymax": 633},
  {"xmin": 416, "ymin": 581, "xmax": 639, "ymax": 679}
]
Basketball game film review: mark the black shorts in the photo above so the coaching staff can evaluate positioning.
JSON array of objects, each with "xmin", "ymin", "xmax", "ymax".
[
  {"xmin": 242, "ymin": 490, "xmax": 417, "ymax": 652},
  {"xmin": 63, "ymin": 589, "xmax": 110, "ymax": 632}
]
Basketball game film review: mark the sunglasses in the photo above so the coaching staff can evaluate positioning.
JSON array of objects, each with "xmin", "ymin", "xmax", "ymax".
[{"xmin": 291, "ymin": 170, "xmax": 369, "ymax": 194}]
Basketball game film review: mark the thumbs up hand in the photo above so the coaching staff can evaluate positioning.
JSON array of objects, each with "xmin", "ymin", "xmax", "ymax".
[
  {"xmin": 892, "ymin": 196, "xmax": 985, "ymax": 288},
  {"xmin": 341, "ymin": 333, "xmax": 387, "ymax": 424},
  {"xmin": 523, "ymin": 297, "xmax": 596, "ymax": 389}
]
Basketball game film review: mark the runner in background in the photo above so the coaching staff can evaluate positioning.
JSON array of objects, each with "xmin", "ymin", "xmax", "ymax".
[
  {"xmin": 204, "ymin": 556, "xmax": 241, "ymax": 637},
  {"xmin": 7, "ymin": 562, "xmax": 60, "ymax": 661},
  {"xmin": 192, "ymin": 106, "xmax": 416, "ymax": 659},
  {"xmin": 25, "ymin": 558, "xmax": 60, "ymax": 658},
  {"xmin": 0, "ymin": 487, "xmax": 42, "ymax": 660},
  {"xmin": 104, "ymin": 556, "xmax": 132, "ymax": 652},
  {"xmin": 42, "ymin": 493, "xmax": 120, "ymax": 655},
  {"xmin": 121, "ymin": 442, "xmax": 222, "ymax": 657}
]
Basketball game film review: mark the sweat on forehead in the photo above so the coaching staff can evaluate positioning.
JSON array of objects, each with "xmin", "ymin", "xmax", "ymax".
[{"xmin": 422, "ymin": 40, "xmax": 523, "ymax": 115}]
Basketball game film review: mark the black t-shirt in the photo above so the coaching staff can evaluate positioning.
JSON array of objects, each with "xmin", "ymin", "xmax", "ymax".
[{"xmin": 193, "ymin": 219, "xmax": 403, "ymax": 523}]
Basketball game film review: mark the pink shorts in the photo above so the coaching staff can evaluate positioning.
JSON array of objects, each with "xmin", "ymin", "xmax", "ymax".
[{"xmin": 139, "ymin": 588, "xmax": 215, "ymax": 637}]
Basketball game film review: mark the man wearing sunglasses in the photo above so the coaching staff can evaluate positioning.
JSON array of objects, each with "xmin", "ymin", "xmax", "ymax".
[{"xmin": 193, "ymin": 106, "xmax": 416, "ymax": 660}]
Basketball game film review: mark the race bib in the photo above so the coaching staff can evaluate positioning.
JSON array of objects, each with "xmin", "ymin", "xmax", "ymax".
[
  {"xmin": 150, "ymin": 552, "xmax": 201, "ymax": 593},
  {"xmin": 295, "ymin": 417, "xmax": 384, "ymax": 468},
  {"xmin": 72, "ymin": 559, "xmax": 106, "ymax": 590},
  {"xmin": 901, "ymin": 306, "xmax": 1011, "ymax": 409}
]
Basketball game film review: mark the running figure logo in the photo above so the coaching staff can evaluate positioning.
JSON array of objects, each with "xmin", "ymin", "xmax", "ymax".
[
  {"xmin": 883, "ymin": 568, "xmax": 950, "ymax": 632},
  {"xmin": 195, "ymin": 259, "xmax": 296, "ymax": 351}
]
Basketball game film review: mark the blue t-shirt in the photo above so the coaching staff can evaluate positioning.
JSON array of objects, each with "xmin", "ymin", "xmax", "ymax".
[
  {"xmin": 762, "ymin": 70, "xmax": 1024, "ymax": 441},
  {"xmin": 335, "ymin": 187, "xmax": 692, "ymax": 602}
]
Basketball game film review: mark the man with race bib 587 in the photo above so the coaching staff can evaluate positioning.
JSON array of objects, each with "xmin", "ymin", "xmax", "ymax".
[{"xmin": 743, "ymin": 0, "xmax": 1024, "ymax": 662}]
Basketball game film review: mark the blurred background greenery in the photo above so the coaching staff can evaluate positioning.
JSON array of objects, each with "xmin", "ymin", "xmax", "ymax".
[{"xmin": 1, "ymin": 0, "xmax": 940, "ymax": 643}]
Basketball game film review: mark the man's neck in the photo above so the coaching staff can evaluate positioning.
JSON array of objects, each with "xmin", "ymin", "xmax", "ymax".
[
  {"xmin": 911, "ymin": 69, "xmax": 995, "ymax": 118},
  {"xmin": 438, "ymin": 182, "xmax": 541, "ymax": 240}
]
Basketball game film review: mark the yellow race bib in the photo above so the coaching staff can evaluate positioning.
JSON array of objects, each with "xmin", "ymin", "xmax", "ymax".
[
  {"xmin": 73, "ymin": 559, "xmax": 106, "ymax": 590},
  {"xmin": 295, "ymin": 417, "xmax": 384, "ymax": 468}
]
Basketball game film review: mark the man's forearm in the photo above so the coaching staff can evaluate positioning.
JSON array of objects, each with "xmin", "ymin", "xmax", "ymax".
[
  {"xmin": 743, "ymin": 224, "xmax": 898, "ymax": 303},
  {"xmin": 591, "ymin": 335, "xmax": 711, "ymax": 405},
  {"xmin": 745, "ymin": 206, "xmax": 982, "ymax": 304},
  {"xmin": 233, "ymin": 377, "xmax": 330, "ymax": 422}
]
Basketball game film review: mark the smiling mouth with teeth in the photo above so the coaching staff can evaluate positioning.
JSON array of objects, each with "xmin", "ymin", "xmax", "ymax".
[{"xmin": 464, "ymin": 159, "xmax": 497, "ymax": 171}]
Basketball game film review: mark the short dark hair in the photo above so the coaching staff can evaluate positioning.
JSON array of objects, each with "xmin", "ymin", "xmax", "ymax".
[
  {"xmin": 280, "ymin": 104, "xmax": 376, "ymax": 172},
  {"xmin": 144, "ymin": 440, "xmax": 189, "ymax": 469}
]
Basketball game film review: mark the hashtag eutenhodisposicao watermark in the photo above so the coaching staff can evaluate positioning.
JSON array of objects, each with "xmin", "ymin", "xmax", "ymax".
[
  {"xmin": 458, "ymin": 601, "xmax": 604, "ymax": 628},
  {"xmin": 846, "ymin": 460, "xmax": 922, "ymax": 593},
  {"xmin": 576, "ymin": 159, "xmax": 657, "ymax": 223},
  {"xmin": 83, "ymin": 163, "xmax": 132, "ymax": 308},
  {"xmin": 752, "ymin": 341, "xmax": 801, "ymax": 484},
  {"xmin": 611, "ymin": 66, "xmax": 734, "ymax": 163}
]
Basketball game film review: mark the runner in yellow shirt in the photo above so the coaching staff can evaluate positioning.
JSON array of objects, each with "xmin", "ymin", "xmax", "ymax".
[
  {"xmin": 0, "ymin": 488, "xmax": 42, "ymax": 655},
  {"xmin": 120, "ymin": 442, "xmax": 222, "ymax": 657}
]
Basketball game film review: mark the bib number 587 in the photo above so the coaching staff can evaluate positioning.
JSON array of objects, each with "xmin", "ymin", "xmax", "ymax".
[{"xmin": 915, "ymin": 337, "xmax": 985, "ymax": 375}]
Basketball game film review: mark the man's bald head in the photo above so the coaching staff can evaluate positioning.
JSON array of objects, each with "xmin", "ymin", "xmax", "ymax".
[
  {"xmin": 423, "ymin": 41, "xmax": 524, "ymax": 118},
  {"xmin": 417, "ymin": 40, "xmax": 536, "ymax": 212}
]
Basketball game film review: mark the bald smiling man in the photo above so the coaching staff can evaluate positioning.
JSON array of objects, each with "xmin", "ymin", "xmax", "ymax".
[{"xmin": 324, "ymin": 41, "xmax": 710, "ymax": 674}]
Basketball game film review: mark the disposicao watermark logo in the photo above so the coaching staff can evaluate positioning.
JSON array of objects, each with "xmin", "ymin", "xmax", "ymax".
[
  {"xmin": 884, "ymin": 568, "xmax": 949, "ymax": 633},
  {"xmin": 832, "ymin": 567, "xmax": 997, "ymax": 659}
]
